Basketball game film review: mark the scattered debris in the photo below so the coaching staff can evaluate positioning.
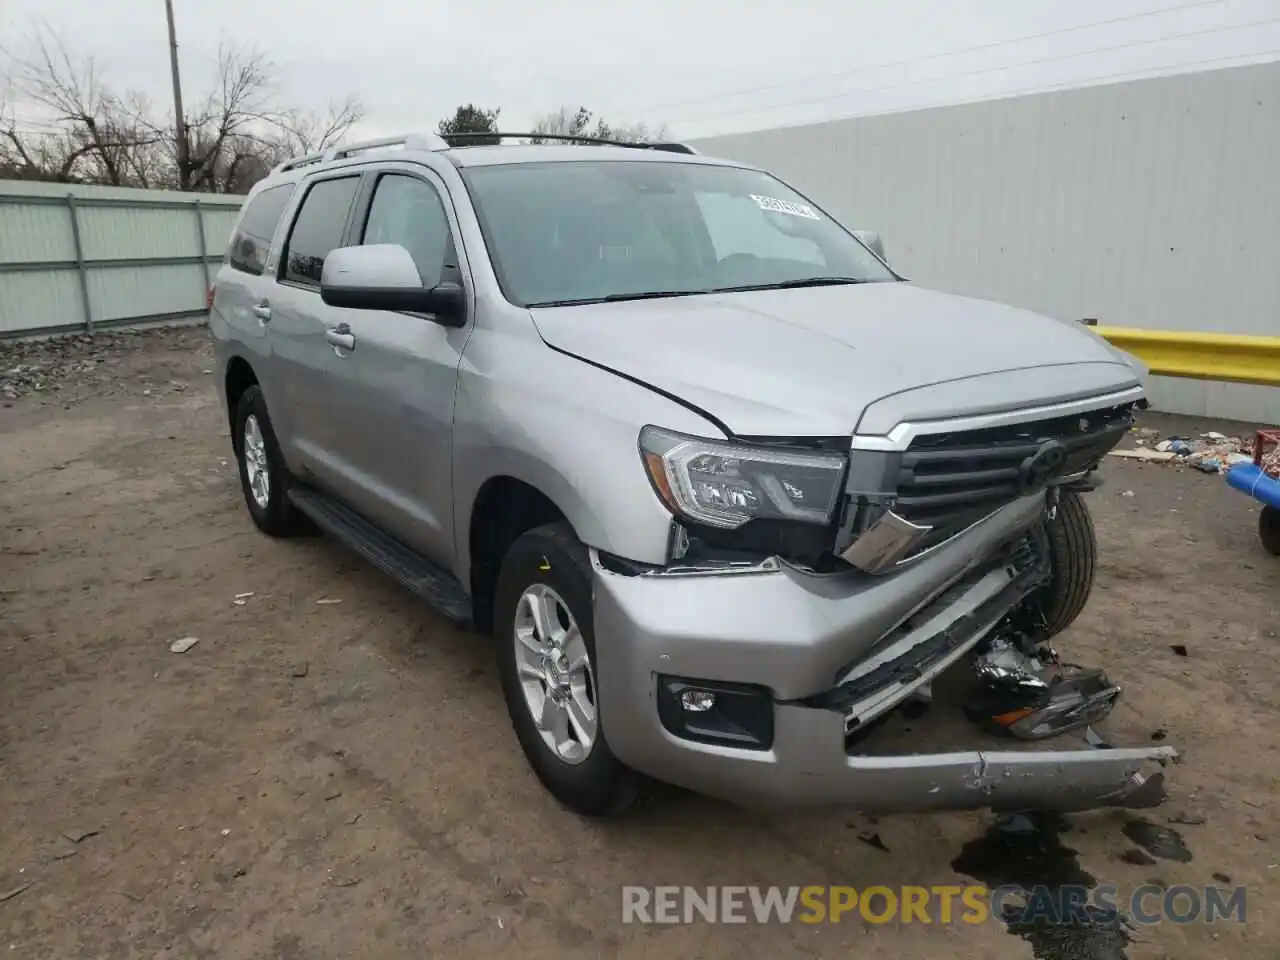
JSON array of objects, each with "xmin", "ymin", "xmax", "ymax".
[
  {"xmin": 1120, "ymin": 489, "xmax": 1135, "ymax": 498},
  {"xmin": 346, "ymin": 813, "xmax": 362, "ymax": 825},
  {"xmin": 233, "ymin": 591, "xmax": 255, "ymax": 606},
  {"xmin": 1168, "ymin": 811, "xmax": 1206, "ymax": 826},
  {"xmin": 52, "ymin": 843, "xmax": 78, "ymax": 860},
  {"xmin": 1123, "ymin": 818, "xmax": 1193, "ymax": 862},
  {"xmin": 1169, "ymin": 644, "xmax": 1188, "ymax": 657},
  {"xmin": 1109, "ymin": 448, "xmax": 1175, "ymax": 463},
  {"xmin": 1151, "ymin": 728, "xmax": 1168, "ymax": 741},
  {"xmin": 221, "ymin": 829, "xmax": 231, "ymax": 837},
  {"xmin": 1084, "ymin": 726, "xmax": 1112, "ymax": 749},
  {"xmin": 62, "ymin": 828, "xmax": 99, "ymax": 844},
  {"xmin": 1121, "ymin": 848, "xmax": 1158, "ymax": 866},
  {"xmin": 333, "ymin": 878, "xmax": 360, "ymax": 888},
  {"xmin": 1212, "ymin": 872, "xmax": 1232, "ymax": 884},
  {"xmin": 0, "ymin": 328, "xmax": 212, "ymax": 402},
  {"xmin": 857, "ymin": 832, "xmax": 890, "ymax": 853},
  {"xmin": 0, "ymin": 884, "xmax": 31, "ymax": 903},
  {"xmin": 325, "ymin": 791, "xmax": 343, "ymax": 802},
  {"xmin": 1111, "ymin": 428, "xmax": 1276, "ymax": 477},
  {"xmin": 996, "ymin": 813, "xmax": 1038, "ymax": 834},
  {"xmin": 290, "ymin": 661, "xmax": 310, "ymax": 678},
  {"xmin": 169, "ymin": 636, "xmax": 200, "ymax": 654},
  {"xmin": 316, "ymin": 598, "xmax": 343, "ymax": 605}
]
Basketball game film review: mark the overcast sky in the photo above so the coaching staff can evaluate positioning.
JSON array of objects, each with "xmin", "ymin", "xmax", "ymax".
[{"xmin": 2, "ymin": 0, "xmax": 1278, "ymax": 140}]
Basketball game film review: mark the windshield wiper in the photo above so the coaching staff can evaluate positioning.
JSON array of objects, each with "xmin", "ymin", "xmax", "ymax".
[
  {"xmin": 712, "ymin": 277, "xmax": 867, "ymax": 293},
  {"xmin": 528, "ymin": 290, "xmax": 703, "ymax": 308},
  {"xmin": 603, "ymin": 290, "xmax": 703, "ymax": 302},
  {"xmin": 527, "ymin": 279, "xmax": 866, "ymax": 308}
]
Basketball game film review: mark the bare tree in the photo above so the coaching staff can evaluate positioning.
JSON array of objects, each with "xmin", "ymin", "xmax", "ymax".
[
  {"xmin": 0, "ymin": 22, "xmax": 362, "ymax": 192},
  {"xmin": 0, "ymin": 23, "xmax": 164, "ymax": 184}
]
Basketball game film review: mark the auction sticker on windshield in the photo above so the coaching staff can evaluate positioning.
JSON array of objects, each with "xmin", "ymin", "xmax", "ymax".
[{"xmin": 750, "ymin": 195, "xmax": 821, "ymax": 220}]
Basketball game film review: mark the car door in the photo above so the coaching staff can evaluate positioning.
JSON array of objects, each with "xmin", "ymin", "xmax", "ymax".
[
  {"xmin": 318, "ymin": 165, "xmax": 471, "ymax": 566},
  {"xmin": 262, "ymin": 173, "xmax": 362, "ymax": 478},
  {"xmin": 213, "ymin": 182, "xmax": 296, "ymax": 428}
]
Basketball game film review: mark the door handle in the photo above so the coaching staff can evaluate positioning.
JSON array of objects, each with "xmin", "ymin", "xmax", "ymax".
[
  {"xmin": 325, "ymin": 328, "xmax": 356, "ymax": 351},
  {"xmin": 252, "ymin": 303, "xmax": 272, "ymax": 323}
]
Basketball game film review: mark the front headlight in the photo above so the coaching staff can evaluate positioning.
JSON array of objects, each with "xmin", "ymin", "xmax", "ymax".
[{"xmin": 639, "ymin": 426, "xmax": 847, "ymax": 529}]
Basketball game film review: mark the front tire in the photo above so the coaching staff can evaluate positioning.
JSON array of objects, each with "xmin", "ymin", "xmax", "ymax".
[
  {"xmin": 233, "ymin": 385, "xmax": 301, "ymax": 537},
  {"xmin": 1261, "ymin": 506, "xmax": 1280, "ymax": 556},
  {"xmin": 494, "ymin": 523, "xmax": 644, "ymax": 817},
  {"xmin": 1036, "ymin": 489, "xmax": 1098, "ymax": 637}
]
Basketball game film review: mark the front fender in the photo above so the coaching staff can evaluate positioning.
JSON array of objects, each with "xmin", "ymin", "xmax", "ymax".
[{"xmin": 451, "ymin": 327, "xmax": 723, "ymax": 578}]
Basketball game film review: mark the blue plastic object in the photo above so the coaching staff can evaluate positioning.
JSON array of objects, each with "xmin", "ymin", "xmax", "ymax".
[{"xmin": 1226, "ymin": 462, "xmax": 1280, "ymax": 509}]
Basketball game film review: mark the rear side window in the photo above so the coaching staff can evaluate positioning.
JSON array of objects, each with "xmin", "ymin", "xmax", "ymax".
[
  {"xmin": 227, "ymin": 183, "xmax": 294, "ymax": 276},
  {"xmin": 283, "ymin": 176, "xmax": 360, "ymax": 286}
]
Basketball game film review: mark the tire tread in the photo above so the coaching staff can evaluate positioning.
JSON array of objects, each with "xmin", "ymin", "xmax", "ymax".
[{"xmin": 1039, "ymin": 490, "xmax": 1097, "ymax": 637}]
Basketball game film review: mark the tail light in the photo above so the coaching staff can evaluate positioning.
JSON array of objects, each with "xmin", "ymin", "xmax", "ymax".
[{"xmin": 206, "ymin": 283, "xmax": 216, "ymax": 311}]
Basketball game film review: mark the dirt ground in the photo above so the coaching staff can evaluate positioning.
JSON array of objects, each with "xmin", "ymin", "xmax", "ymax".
[{"xmin": 2, "ymin": 326, "xmax": 1278, "ymax": 960}]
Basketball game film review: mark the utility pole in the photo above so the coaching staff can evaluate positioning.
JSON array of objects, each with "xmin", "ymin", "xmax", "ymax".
[{"xmin": 164, "ymin": 0, "xmax": 189, "ymax": 188}]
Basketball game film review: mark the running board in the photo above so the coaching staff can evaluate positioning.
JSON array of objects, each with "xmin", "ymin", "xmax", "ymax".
[{"xmin": 288, "ymin": 486, "xmax": 472, "ymax": 625}]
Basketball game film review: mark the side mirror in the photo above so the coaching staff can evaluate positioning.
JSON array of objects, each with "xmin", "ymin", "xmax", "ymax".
[
  {"xmin": 320, "ymin": 244, "xmax": 466, "ymax": 325},
  {"xmin": 853, "ymin": 230, "xmax": 887, "ymax": 264}
]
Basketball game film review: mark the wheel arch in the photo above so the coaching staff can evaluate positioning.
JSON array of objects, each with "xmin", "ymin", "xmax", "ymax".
[
  {"xmin": 465, "ymin": 474, "xmax": 578, "ymax": 633},
  {"xmin": 224, "ymin": 355, "xmax": 259, "ymax": 443}
]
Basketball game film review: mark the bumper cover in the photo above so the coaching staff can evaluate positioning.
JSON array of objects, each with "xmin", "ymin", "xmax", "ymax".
[{"xmin": 592, "ymin": 493, "xmax": 1177, "ymax": 810}]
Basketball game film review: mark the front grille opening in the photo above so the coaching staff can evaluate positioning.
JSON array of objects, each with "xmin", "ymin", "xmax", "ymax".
[{"xmin": 893, "ymin": 402, "xmax": 1136, "ymax": 557}]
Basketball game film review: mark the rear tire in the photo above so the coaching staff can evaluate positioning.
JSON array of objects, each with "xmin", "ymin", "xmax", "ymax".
[
  {"xmin": 1260, "ymin": 506, "xmax": 1280, "ymax": 556},
  {"xmin": 494, "ymin": 522, "xmax": 645, "ymax": 817},
  {"xmin": 1036, "ymin": 490, "xmax": 1098, "ymax": 637},
  {"xmin": 233, "ymin": 385, "xmax": 303, "ymax": 537}
]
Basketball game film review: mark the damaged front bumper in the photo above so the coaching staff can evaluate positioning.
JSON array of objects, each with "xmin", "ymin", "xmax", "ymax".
[{"xmin": 592, "ymin": 493, "xmax": 1177, "ymax": 812}]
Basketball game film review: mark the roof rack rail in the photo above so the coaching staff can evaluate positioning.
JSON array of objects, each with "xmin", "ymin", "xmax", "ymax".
[
  {"xmin": 271, "ymin": 132, "xmax": 451, "ymax": 174},
  {"xmin": 437, "ymin": 132, "xmax": 700, "ymax": 154}
]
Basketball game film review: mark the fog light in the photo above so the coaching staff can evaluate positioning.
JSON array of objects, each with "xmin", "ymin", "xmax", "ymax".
[
  {"xmin": 680, "ymin": 689, "xmax": 716, "ymax": 712},
  {"xmin": 657, "ymin": 676, "xmax": 774, "ymax": 750}
]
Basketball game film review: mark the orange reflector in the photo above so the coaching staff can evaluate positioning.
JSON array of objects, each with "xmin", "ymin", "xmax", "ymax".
[
  {"xmin": 992, "ymin": 707, "xmax": 1037, "ymax": 726},
  {"xmin": 643, "ymin": 451, "xmax": 678, "ymax": 515}
]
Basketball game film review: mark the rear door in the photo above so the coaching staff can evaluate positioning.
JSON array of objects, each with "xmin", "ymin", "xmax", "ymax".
[
  {"xmin": 263, "ymin": 173, "xmax": 362, "ymax": 477},
  {"xmin": 212, "ymin": 182, "xmax": 295, "ymax": 424},
  {"xmin": 317, "ymin": 164, "xmax": 471, "ymax": 565}
]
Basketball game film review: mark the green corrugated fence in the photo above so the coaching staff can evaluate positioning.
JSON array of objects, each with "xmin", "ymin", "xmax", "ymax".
[{"xmin": 0, "ymin": 180, "xmax": 243, "ymax": 338}]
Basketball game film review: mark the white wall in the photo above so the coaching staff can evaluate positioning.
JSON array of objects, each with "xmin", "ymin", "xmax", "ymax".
[{"xmin": 692, "ymin": 62, "xmax": 1280, "ymax": 423}]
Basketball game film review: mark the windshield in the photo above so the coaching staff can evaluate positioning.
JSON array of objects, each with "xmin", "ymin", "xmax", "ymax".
[{"xmin": 460, "ymin": 160, "xmax": 897, "ymax": 307}]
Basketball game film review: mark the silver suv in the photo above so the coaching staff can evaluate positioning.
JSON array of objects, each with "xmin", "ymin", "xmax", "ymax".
[{"xmin": 210, "ymin": 131, "xmax": 1176, "ymax": 817}]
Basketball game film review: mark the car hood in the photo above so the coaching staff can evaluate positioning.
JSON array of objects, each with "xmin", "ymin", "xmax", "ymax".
[{"xmin": 530, "ymin": 282, "xmax": 1142, "ymax": 437}]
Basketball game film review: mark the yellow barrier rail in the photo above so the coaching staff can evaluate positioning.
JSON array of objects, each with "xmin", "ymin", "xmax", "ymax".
[{"xmin": 1094, "ymin": 326, "xmax": 1280, "ymax": 388}]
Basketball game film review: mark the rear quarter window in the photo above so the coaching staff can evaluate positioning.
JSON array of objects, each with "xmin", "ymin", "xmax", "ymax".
[{"xmin": 226, "ymin": 184, "xmax": 295, "ymax": 276}]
